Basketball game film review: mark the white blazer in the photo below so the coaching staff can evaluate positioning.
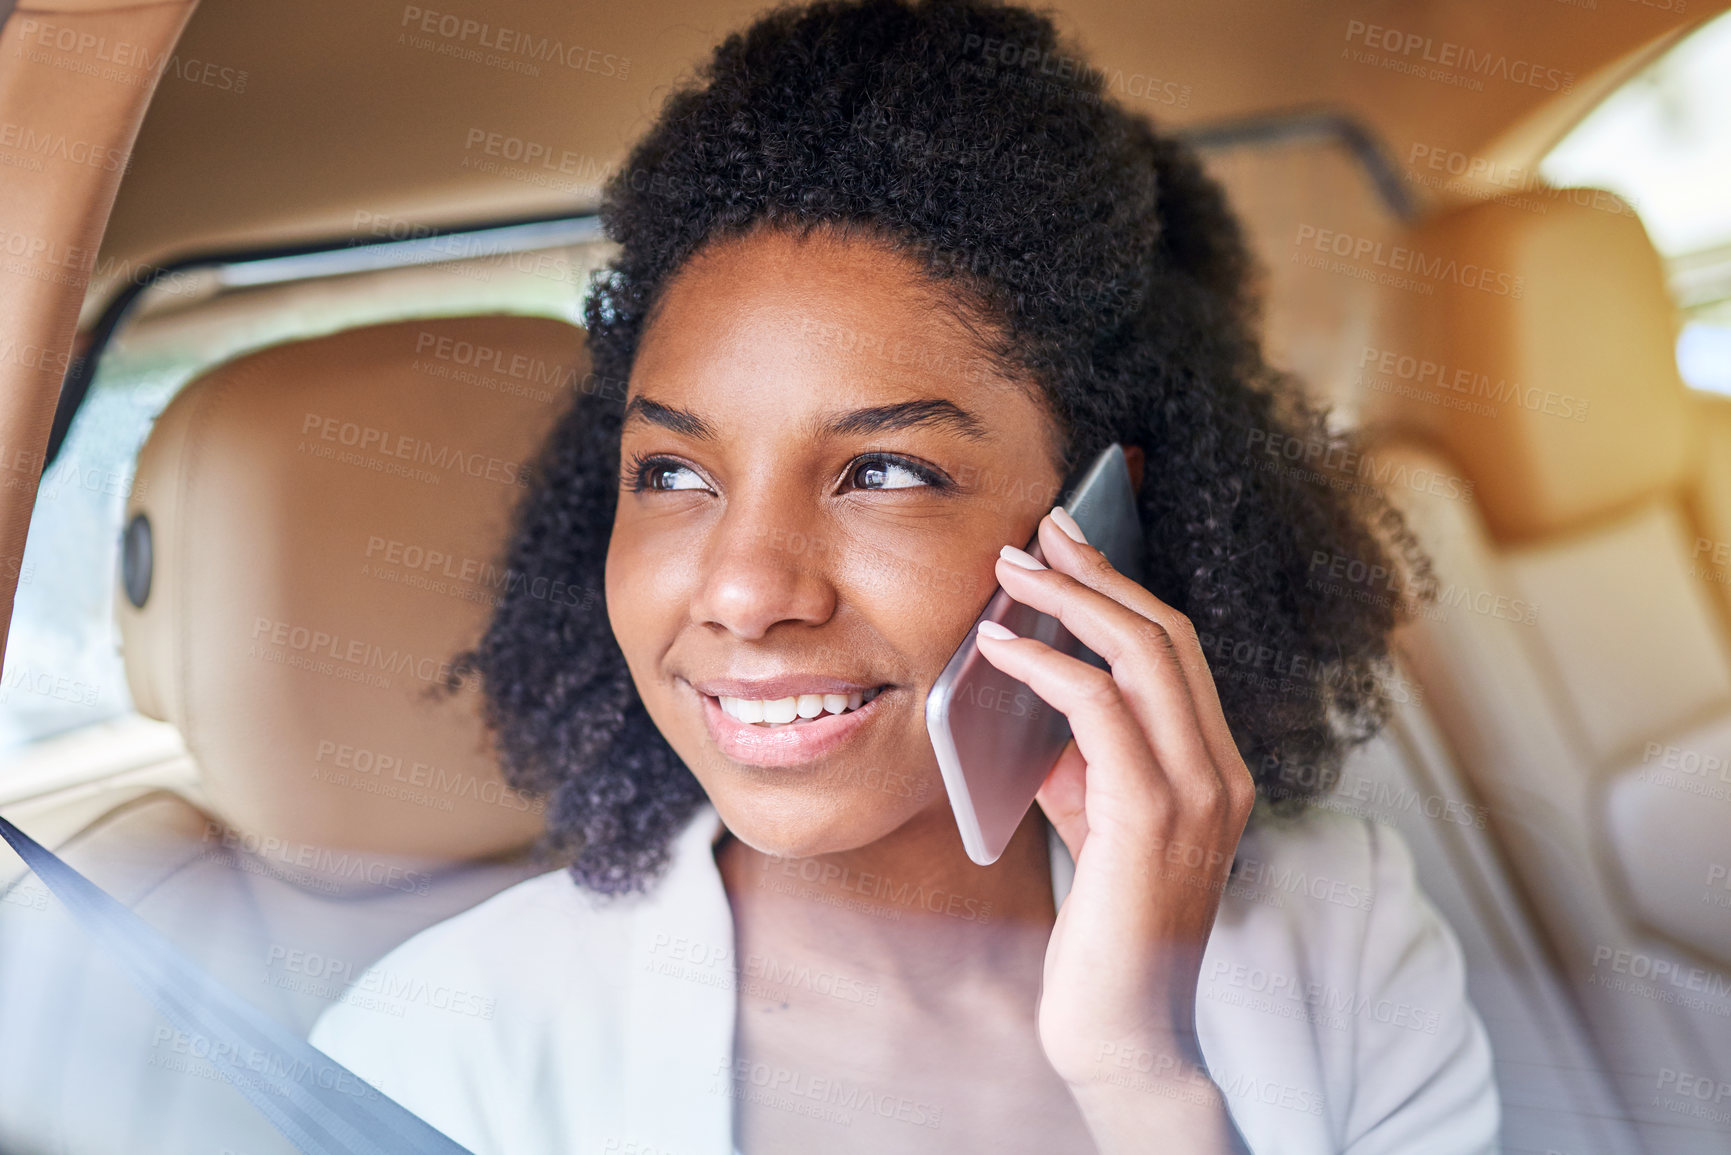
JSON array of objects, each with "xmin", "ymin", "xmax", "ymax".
[{"xmin": 309, "ymin": 803, "xmax": 1499, "ymax": 1154}]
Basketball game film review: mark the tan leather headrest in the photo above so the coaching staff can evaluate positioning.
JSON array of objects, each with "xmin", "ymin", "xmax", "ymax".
[
  {"xmin": 119, "ymin": 315, "xmax": 589, "ymax": 859},
  {"xmin": 1366, "ymin": 194, "xmax": 1696, "ymax": 542}
]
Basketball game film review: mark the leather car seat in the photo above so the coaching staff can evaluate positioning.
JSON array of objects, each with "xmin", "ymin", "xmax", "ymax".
[
  {"xmin": 1364, "ymin": 195, "xmax": 1731, "ymax": 1154},
  {"xmin": 0, "ymin": 313, "xmax": 589, "ymax": 1155}
]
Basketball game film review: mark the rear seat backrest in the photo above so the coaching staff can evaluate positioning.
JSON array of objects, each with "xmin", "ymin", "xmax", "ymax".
[
  {"xmin": 117, "ymin": 314, "xmax": 584, "ymax": 862},
  {"xmin": 1502, "ymin": 503, "xmax": 1731, "ymax": 765},
  {"xmin": 1366, "ymin": 196, "xmax": 1731, "ymax": 1153}
]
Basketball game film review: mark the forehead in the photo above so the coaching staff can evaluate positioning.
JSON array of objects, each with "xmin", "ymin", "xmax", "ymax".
[{"xmin": 626, "ymin": 228, "xmax": 1028, "ymax": 419}]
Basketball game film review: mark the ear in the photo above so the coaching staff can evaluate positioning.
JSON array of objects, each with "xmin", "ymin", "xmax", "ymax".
[{"xmin": 1124, "ymin": 444, "xmax": 1145, "ymax": 491}]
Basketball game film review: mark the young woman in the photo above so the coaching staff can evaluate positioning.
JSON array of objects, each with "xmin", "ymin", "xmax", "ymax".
[{"xmin": 311, "ymin": 2, "xmax": 1497, "ymax": 1152}]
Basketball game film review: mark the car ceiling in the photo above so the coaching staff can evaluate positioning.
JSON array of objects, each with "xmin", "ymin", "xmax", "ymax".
[{"xmin": 96, "ymin": 0, "xmax": 1725, "ymax": 287}]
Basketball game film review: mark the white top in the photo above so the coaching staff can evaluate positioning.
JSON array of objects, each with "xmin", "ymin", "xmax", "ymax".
[{"xmin": 309, "ymin": 803, "xmax": 1499, "ymax": 1154}]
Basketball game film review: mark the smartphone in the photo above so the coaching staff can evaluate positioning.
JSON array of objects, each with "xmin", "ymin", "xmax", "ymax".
[{"xmin": 924, "ymin": 443, "xmax": 1148, "ymax": 865}]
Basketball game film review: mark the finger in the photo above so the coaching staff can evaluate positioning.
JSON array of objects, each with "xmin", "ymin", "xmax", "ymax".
[
  {"xmin": 1035, "ymin": 515, "xmax": 1229, "ymax": 751},
  {"xmin": 972, "ymin": 626, "xmax": 1168, "ymax": 833},
  {"xmin": 994, "ymin": 549, "xmax": 1216, "ymax": 806},
  {"xmin": 1035, "ymin": 514, "xmax": 1254, "ymax": 814}
]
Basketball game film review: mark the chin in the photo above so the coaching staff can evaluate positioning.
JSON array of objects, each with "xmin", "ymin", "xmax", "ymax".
[{"xmin": 703, "ymin": 775, "xmax": 932, "ymax": 859}]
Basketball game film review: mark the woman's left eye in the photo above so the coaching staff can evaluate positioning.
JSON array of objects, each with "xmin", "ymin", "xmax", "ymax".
[
  {"xmin": 846, "ymin": 455, "xmax": 940, "ymax": 491},
  {"xmin": 627, "ymin": 454, "xmax": 710, "ymax": 492}
]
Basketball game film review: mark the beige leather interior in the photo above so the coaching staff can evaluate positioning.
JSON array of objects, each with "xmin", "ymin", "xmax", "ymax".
[
  {"xmin": 1687, "ymin": 397, "xmax": 1731, "ymax": 630},
  {"xmin": 0, "ymin": 0, "xmax": 200, "ymax": 662},
  {"xmin": 1606, "ymin": 712, "xmax": 1731, "ymax": 967},
  {"xmin": 1374, "ymin": 198, "xmax": 1700, "ymax": 542},
  {"xmin": 88, "ymin": 0, "xmax": 1725, "ymax": 304},
  {"xmin": 1336, "ymin": 694, "xmax": 1644, "ymax": 1155},
  {"xmin": 1503, "ymin": 501, "xmax": 1731, "ymax": 765},
  {"xmin": 0, "ymin": 314, "xmax": 582, "ymax": 1154},
  {"xmin": 117, "ymin": 314, "xmax": 579, "ymax": 859},
  {"xmin": 1370, "ymin": 195, "xmax": 1731, "ymax": 1153}
]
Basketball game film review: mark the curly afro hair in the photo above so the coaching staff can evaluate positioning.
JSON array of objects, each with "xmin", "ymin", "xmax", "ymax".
[{"xmin": 460, "ymin": 0, "xmax": 1432, "ymax": 894}]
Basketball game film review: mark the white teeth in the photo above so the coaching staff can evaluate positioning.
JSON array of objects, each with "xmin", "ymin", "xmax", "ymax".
[
  {"xmin": 717, "ymin": 688, "xmax": 883, "ymax": 725},
  {"xmin": 731, "ymin": 696, "xmax": 765, "ymax": 723}
]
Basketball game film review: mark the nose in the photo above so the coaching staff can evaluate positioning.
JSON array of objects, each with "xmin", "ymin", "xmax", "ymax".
[{"xmin": 689, "ymin": 502, "xmax": 837, "ymax": 641}]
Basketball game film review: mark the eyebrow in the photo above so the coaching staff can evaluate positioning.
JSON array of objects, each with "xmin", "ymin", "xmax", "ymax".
[
  {"xmin": 621, "ymin": 396, "xmax": 990, "ymax": 442},
  {"xmin": 622, "ymin": 396, "xmax": 716, "ymax": 440}
]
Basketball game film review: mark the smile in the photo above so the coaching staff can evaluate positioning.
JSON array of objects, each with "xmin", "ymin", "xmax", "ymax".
[
  {"xmin": 716, "ymin": 686, "xmax": 886, "ymax": 724},
  {"xmin": 698, "ymin": 685, "xmax": 893, "ymax": 766}
]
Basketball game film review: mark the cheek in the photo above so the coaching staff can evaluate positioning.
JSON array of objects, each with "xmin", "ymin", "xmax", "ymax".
[
  {"xmin": 833, "ymin": 526, "xmax": 999, "ymax": 695},
  {"xmin": 603, "ymin": 517, "xmax": 668, "ymax": 683},
  {"xmin": 603, "ymin": 520, "xmax": 629, "ymax": 651}
]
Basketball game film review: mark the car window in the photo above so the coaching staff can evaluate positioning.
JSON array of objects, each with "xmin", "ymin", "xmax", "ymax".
[{"xmin": 1541, "ymin": 10, "xmax": 1731, "ymax": 395}]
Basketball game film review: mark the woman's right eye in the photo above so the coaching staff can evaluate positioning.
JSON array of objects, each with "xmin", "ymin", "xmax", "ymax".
[{"xmin": 629, "ymin": 454, "xmax": 709, "ymax": 493}]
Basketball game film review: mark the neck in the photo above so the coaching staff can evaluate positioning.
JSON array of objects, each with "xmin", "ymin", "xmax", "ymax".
[{"xmin": 717, "ymin": 801, "xmax": 1058, "ymax": 987}]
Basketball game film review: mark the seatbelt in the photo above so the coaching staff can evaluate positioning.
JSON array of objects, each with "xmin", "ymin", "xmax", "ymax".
[{"xmin": 0, "ymin": 815, "xmax": 477, "ymax": 1155}]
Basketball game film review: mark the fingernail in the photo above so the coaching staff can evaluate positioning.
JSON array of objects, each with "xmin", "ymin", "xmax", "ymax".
[
  {"xmin": 977, "ymin": 620, "xmax": 1017, "ymax": 641},
  {"xmin": 998, "ymin": 544, "xmax": 1046, "ymax": 570},
  {"xmin": 1049, "ymin": 506, "xmax": 1087, "ymax": 544}
]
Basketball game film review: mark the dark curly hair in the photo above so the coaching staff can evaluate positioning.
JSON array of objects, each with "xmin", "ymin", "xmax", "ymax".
[{"xmin": 459, "ymin": 0, "xmax": 1432, "ymax": 894}]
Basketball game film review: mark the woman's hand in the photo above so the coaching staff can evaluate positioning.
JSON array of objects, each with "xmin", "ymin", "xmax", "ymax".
[{"xmin": 974, "ymin": 505, "xmax": 1256, "ymax": 1152}]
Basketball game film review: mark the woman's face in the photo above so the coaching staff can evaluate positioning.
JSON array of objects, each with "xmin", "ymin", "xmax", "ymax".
[{"xmin": 606, "ymin": 228, "xmax": 1065, "ymax": 858}]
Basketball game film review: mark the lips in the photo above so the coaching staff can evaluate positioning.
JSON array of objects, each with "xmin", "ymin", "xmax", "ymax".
[{"xmin": 697, "ymin": 683, "xmax": 893, "ymax": 766}]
